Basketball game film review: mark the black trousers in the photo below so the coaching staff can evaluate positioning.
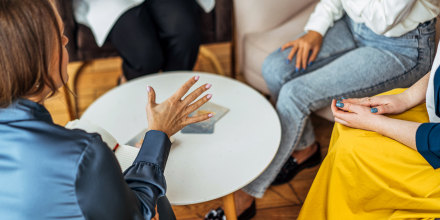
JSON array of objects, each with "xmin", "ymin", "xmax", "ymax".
[{"xmin": 109, "ymin": 0, "xmax": 201, "ymax": 80}]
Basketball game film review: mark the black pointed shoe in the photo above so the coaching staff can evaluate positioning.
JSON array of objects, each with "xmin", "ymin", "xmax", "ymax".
[
  {"xmin": 204, "ymin": 200, "xmax": 256, "ymax": 220},
  {"xmin": 271, "ymin": 142, "xmax": 322, "ymax": 186}
]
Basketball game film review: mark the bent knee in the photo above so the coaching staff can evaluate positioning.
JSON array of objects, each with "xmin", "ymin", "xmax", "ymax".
[
  {"xmin": 127, "ymin": 48, "xmax": 164, "ymax": 73},
  {"xmin": 277, "ymin": 81, "xmax": 310, "ymax": 102},
  {"xmin": 167, "ymin": 22, "xmax": 200, "ymax": 48},
  {"xmin": 262, "ymin": 50, "xmax": 290, "ymax": 83}
]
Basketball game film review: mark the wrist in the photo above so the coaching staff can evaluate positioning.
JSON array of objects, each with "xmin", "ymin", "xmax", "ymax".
[
  {"xmin": 370, "ymin": 115, "xmax": 390, "ymax": 134},
  {"xmin": 398, "ymin": 92, "xmax": 413, "ymax": 111},
  {"xmin": 307, "ymin": 30, "xmax": 323, "ymax": 39},
  {"xmin": 147, "ymin": 126, "xmax": 171, "ymax": 138},
  {"xmin": 401, "ymin": 88, "xmax": 426, "ymax": 110}
]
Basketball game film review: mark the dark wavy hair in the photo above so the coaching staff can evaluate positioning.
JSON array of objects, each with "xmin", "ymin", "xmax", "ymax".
[{"xmin": 0, "ymin": 0, "xmax": 63, "ymax": 107}]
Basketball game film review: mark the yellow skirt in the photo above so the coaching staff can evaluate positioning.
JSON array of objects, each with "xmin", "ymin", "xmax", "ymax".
[{"xmin": 298, "ymin": 89, "xmax": 440, "ymax": 220}]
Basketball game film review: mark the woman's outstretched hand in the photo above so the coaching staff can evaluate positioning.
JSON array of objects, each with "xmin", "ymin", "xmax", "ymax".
[
  {"xmin": 281, "ymin": 30, "xmax": 323, "ymax": 71},
  {"xmin": 146, "ymin": 76, "xmax": 213, "ymax": 137},
  {"xmin": 341, "ymin": 93, "xmax": 410, "ymax": 115}
]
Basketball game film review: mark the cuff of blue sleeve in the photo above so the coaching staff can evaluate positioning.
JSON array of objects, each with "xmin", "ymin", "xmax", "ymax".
[
  {"xmin": 134, "ymin": 130, "xmax": 171, "ymax": 171},
  {"xmin": 416, "ymin": 123, "xmax": 440, "ymax": 169}
]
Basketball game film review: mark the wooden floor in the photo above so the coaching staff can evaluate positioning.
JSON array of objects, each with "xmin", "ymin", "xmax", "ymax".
[{"xmin": 44, "ymin": 42, "xmax": 334, "ymax": 219}]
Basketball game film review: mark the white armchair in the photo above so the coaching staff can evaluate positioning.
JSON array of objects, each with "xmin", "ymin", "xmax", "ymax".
[
  {"xmin": 233, "ymin": 1, "xmax": 440, "ymax": 121},
  {"xmin": 233, "ymin": 0, "xmax": 335, "ymax": 120}
]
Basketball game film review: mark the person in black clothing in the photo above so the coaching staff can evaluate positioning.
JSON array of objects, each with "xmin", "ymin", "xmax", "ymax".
[
  {"xmin": 74, "ymin": 0, "xmax": 201, "ymax": 81},
  {"xmin": 109, "ymin": 0, "xmax": 201, "ymax": 81}
]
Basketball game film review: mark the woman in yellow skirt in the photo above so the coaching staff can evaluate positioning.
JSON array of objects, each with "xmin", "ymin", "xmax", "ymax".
[{"xmin": 298, "ymin": 49, "xmax": 440, "ymax": 218}]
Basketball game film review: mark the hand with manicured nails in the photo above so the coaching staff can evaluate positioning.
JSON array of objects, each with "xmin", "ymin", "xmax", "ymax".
[
  {"xmin": 146, "ymin": 76, "xmax": 213, "ymax": 137},
  {"xmin": 340, "ymin": 93, "xmax": 410, "ymax": 115},
  {"xmin": 330, "ymin": 99, "xmax": 385, "ymax": 132},
  {"xmin": 281, "ymin": 30, "xmax": 323, "ymax": 71}
]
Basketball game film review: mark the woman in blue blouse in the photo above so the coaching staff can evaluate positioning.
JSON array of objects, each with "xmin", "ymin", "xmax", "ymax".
[
  {"xmin": 0, "ymin": 0, "xmax": 213, "ymax": 219},
  {"xmin": 297, "ymin": 44, "xmax": 440, "ymax": 218}
]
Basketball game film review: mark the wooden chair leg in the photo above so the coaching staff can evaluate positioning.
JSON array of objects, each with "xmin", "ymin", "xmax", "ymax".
[
  {"xmin": 62, "ymin": 85, "xmax": 75, "ymax": 121},
  {"xmin": 199, "ymin": 46, "xmax": 227, "ymax": 76},
  {"xmin": 64, "ymin": 60, "xmax": 93, "ymax": 120},
  {"xmin": 222, "ymin": 193, "xmax": 237, "ymax": 220},
  {"xmin": 230, "ymin": 2, "xmax": 237, "ymax": 79}
]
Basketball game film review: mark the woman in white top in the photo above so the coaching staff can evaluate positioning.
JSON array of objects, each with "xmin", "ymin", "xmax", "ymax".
[
  {"xmin": 297, "ymin": 38, "xmax": 440, "ymax": 220},
  {"xmin": 73, "ymin": 0, "xmax": 215, "ymax": 81},
  {"xmin": 243, "ymin": 0, "xmax": 439, "ymax": 199}
]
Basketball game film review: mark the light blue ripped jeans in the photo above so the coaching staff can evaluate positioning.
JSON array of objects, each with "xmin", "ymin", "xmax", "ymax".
[{"xmin": 243, "ymin": 15, "xmax": 436, "ymax": 198}]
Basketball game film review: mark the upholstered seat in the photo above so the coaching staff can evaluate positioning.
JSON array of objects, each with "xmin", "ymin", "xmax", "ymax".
[{"xmin": 233, "ymin": 0, "xmax": 439, "ymax": 121}]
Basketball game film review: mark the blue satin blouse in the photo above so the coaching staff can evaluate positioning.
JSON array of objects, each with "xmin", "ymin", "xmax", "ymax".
[{"xmin": 0, "ymin": 99, "xmax": 171, "ymax": 219}]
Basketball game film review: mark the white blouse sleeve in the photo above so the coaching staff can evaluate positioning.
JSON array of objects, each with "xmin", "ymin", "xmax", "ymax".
[
  {"xmin": 304, "ymin": 0, "xmax": 344, "ymax": 36},
  {"xmin": 350, "ymin": 0, "xmax": 417, "ymax": 35},
  {"xmin": 196, "ymin": 0, "xmax": 215, "ymax": 13}
]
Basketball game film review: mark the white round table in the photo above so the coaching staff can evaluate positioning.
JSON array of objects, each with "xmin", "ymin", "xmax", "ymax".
[{"xmin": 81, "ymin": 72, "xmax": 281, "ymax": 211}]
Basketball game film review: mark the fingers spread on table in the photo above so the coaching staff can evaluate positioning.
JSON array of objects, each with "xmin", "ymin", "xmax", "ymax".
[
  {"xmin": 183, "ymin": 94, "xmax": 212, "ymax": 116},
  {"xmin": 182, "ymin": 83, "xmax": 211, "ymax": 105},
  {"xmin": 171, "ymin": 76, "xmax": 199, "ymax": 101},
  {"xmin": 146, "ymin": 86, "xmax": 156, "ymax": 107},
  {"xmin": 184, "ymin": 113, "xmax": 212, "ymax": 126}
]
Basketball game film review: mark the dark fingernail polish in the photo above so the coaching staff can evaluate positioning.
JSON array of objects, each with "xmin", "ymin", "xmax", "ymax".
[
  {"xmin": 295, "ymin": 67, "xmax": 299, "ymax": 72},
  {"xmin": 308, "ymin": 61, "xmax": 313, "ymax": 66},
  {"xmin": 371, "ymin": 108, "xmax": 378, "ymax": 113},
  {"xmin": 286, "ymin": 59, "xmax": 290, "ymax": 64},
  {"xmin": 302, "ymin": 68, "xmax": 305, "ymax": 71},
  {"xmin": 336, "ymin": 102, "xmax": 344, "ymax": 108},
  {"xmin": 336, "ymin": 100, "xmax": 341, "ymax": 103}
]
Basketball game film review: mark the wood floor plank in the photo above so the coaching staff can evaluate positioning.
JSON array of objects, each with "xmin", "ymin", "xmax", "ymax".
[
  {"xmin": 258, "ymin": 184, "xmax": 301, "ymax": 209},
  {"xmin": 288, "ymin": 167, "xmax": 320, "ymax": 204},
  {"xmin": 172, "ymin": 198, "xmax": 223, "ymax": 220},
  {"xmin": 253, "ymin": 205, "xmax": 302, "ymax": 220}
]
